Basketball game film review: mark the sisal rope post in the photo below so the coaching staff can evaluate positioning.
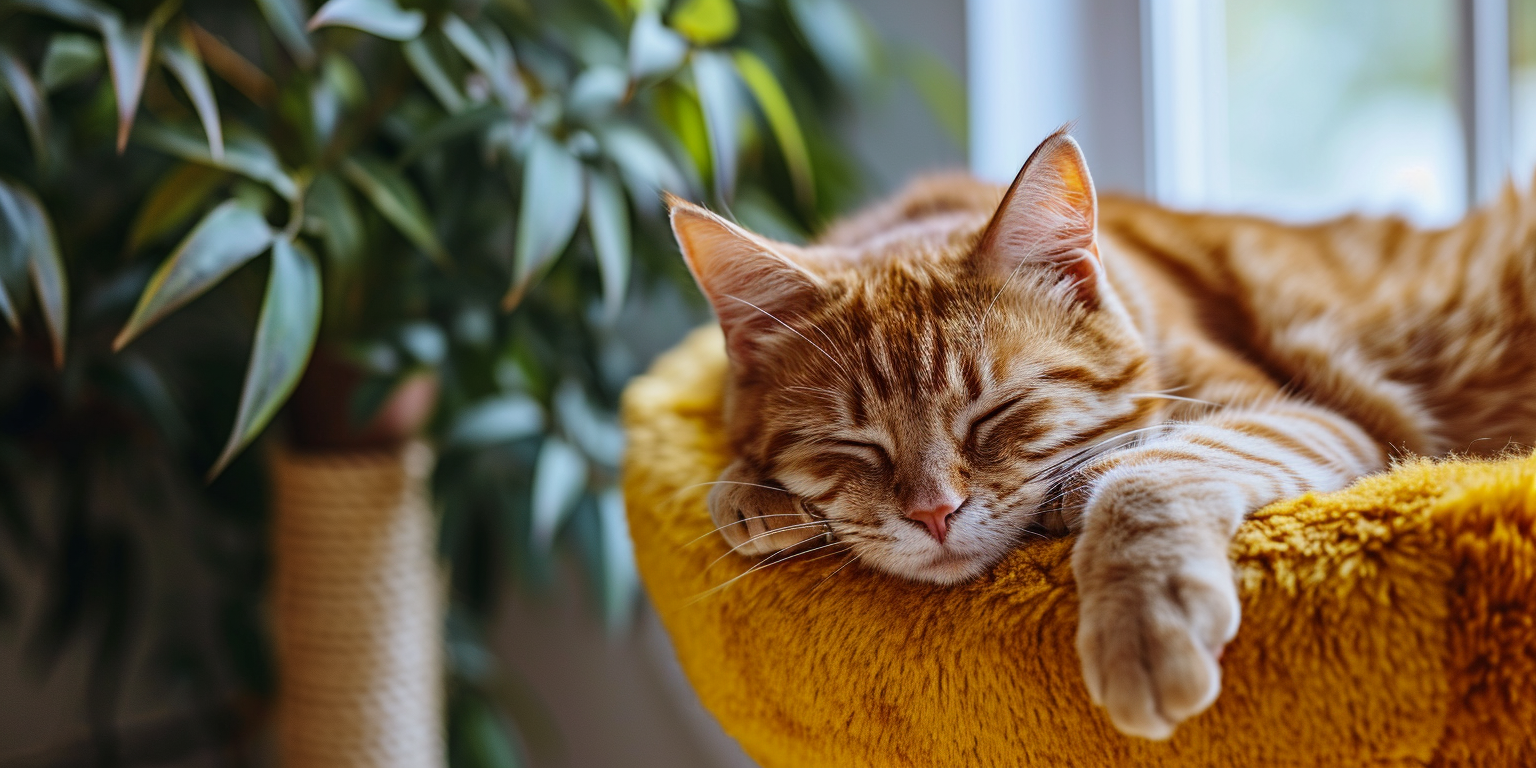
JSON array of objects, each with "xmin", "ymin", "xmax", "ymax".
[{"xmin": 270, "ymin": 441, "xmax": 445, "ymax": 768}]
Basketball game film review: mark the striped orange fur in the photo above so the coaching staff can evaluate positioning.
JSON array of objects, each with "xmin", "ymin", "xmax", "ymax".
[{"xmin": 667, "ymin": 129, "xmax": 1536, "ymax": 740}]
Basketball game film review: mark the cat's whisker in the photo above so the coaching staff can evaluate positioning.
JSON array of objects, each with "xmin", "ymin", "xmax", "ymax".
[
  {"xmin": 807, "ymin": 322, "xmax": 860, "ymax": 373},
  {"xmin": 681, "ymin": 513, "xmax": 812, "ymax": 548},
  {"xmin": 1014, "ymin": 426, "xmax": 1162, "ymax": 488},
  {"xmin": 1127, "ymin": 392, "xmax": 1221, "ymax": 409},
  {"xmin": 807, "ymin": 551, "xmax": 861, "ymax": 595},
  {"xmin": 1032, "ymin": 481, "xmax": 1088, "ymax": 511},
  {"xmin": 1138, "ymin": 385, "xmax": 1195, "ymax": 395},
  {"xmin": 703, "ymin": 522, "xmax": 834, "ymax": 572},
  {"xmin": 696, "ymin": 530, "xmax": 828, "ymax": 585},
  {"xmin": 993, "ymin": 425, "xmax": 1179, "ymax": 513},
  {"xmin": 724, "ymin": 294, "xmax": 852, "ymax": 378},
  {"xmin": 703, "ymin": 519, "xmax": 829, "ymax": 562},
  {"xmin": 687, "ymin": 538, "xmax": 851, "ymax": 605},
  {"xmin": 791, "ymin": 541, "xmax": 854, "ymax": 568},
  {"xmin": 784, "ymin": 384, "xmax": 842, "ymax": 397},
  {"xmin": 1013, "ymin": 526, "xmax": 1050, "ymax": 541},
  {"xmin": 974, "ymin": 235, "xmax": 1055, "ymax": 335},
  {"xmin": 668, "ymin": 480, "xmax": 795, "ymax": 504},
  {"xmin": 1045, "ymin": 423, "xmax": 1182, "ymax": 474}
]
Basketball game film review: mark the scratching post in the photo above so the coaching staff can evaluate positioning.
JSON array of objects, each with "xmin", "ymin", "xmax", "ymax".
[{"xmin": 270, "ymin": 442, "xmax": 444, "ymax": 768}]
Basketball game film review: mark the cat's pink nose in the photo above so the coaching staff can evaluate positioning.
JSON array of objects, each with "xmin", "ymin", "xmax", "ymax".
[{"xmin": 906, "ymin": 499, "xmax": 961, "ymax": 544}]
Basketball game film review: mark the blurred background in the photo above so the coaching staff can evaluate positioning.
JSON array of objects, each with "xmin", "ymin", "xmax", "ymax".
[{"xmin": 0, "ymin": 0, "xmax": 1533, "ymax": 766}]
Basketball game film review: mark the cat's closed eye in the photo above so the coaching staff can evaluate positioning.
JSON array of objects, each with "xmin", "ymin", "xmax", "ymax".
[
  {"xmin": 968, "ymin": 397, "xmax": 1027, "ymax": 441},
  {"xmin": 827, "ymin": 439, "xmax": 892, "ymax": 468}
]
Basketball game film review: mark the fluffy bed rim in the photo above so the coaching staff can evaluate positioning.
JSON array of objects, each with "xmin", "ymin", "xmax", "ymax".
[{"xmin": 622, "ymin": 326, "xmax": 1536, "ymax": 768}]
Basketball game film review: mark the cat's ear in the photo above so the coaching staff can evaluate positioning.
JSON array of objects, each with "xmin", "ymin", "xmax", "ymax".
[
  {"xmin": 669, "ymin": 198, "xmax": 823, "ymax": 363},
  {"xmin": 975, "ymin": 130, "xmax": 1100, "ymax": 304}
]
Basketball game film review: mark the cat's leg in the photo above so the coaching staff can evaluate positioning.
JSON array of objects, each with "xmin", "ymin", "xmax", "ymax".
[
  {"xmin": 708, "ymin": 459, "xmax": 828, "ymax": 557},
  {"xmin": 1072, "ymin": 399, "xmax": 1385, "ymax": 738}
]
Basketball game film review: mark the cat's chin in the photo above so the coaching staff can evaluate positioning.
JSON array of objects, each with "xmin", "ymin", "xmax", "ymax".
[{"xmin": 873, "ymin": 546, "xmax": 997, "ymax": 586}]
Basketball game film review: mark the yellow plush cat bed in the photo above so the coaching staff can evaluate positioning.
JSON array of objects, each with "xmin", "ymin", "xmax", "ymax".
[{"xmin": 621, "ymin": 327, "xmax": 1536, "ymax": 768}]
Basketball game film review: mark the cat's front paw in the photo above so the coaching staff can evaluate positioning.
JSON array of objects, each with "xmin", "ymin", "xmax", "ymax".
[
  {"xmin": 1074, "ymin": 552, "xmax": 1239, "ymax": 739},
  {"xmin": 708, "ymin": 462, "xmax": 825, "ymax": 557}
]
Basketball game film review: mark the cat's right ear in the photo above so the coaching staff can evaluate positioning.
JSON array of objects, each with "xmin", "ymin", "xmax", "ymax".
[
  {"xmin": 669, "ymin": 198, "xmax": 823, "ymax": 364},
  {"xmin": 975, "ymin": 129, "xmax": 1101, "ymax": 305}
]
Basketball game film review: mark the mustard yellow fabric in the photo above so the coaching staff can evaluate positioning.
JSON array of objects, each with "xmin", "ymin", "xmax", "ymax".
[{"xmin": 622, "ymin": 327, "xmax": 1536, "ymax": 768}]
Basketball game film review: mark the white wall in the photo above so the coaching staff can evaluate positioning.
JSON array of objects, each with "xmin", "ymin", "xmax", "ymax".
[{"xmin": 968, "ymin": 0, "xmax": 1148, "ymax": 195}]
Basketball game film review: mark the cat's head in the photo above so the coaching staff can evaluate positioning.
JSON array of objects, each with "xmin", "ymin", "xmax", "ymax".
[{"xmin": 671, "ymin": 131, "xmax": 1159, "ymax": 585}]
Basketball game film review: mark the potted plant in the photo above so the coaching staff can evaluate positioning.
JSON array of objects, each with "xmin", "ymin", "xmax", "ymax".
[{"xmin": 0, "ymin": 0, "xmax": 959, "ymax": 762}]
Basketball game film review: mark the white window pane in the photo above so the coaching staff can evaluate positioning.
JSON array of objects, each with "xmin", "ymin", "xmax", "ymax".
[
  {"xmin": 1512, "ymin": 0, "xmax": 1536, "ymax": 184},
  {"xmin": 1222, "ymin": 0, "xmax": 1465, "ymax": 224}
]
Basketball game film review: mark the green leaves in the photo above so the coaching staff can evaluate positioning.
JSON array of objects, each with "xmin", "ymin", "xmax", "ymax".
[
  {"xmin": 117, "ymin": 198, "xmax": 322, "ymax": 477},
  {"xmin": 398, "ymin": 103, "xmax": 505, "ymax": 165},
  {"xmin": 128, "ymin": 164, "xmax": 229, "ymax": 252},
  {"xmin": 9, "ymin": 0, "xmax": 114, "ymax": 28},
  {"xmin": 0, "ymin": 190, "xmax": 24, "ymax": 331},
  {"xmin": 584, "ymin": 169, "xmax": 630, "ymax": 322},
  {"xmin": 114, "ymin": 201, "xmax": 274, "ymax": 350},
  {"xmin": 0, "ymin": 180, "xmax": 69, "ymax": 366},
  {"xmin": 440, "ymin": 15, "xmax": 492, "ymax": 72},
  {"xmin": 597, "ymin": 489, "xmax": 636, "ymax": 631},
  {"xmin": 10, "ymin": 0, "xmax": 163, "ymax": 153},
  {"xmin": 307, "ymin": 0, "xmax": 424, "ymax": 41},
  {"xmin": 305, "ymin": 172, "xmax": 363, "ymax": 278},
  {"xmin": 404, "ymin": 37, "xmax": 466, "ymax": 114},
  {"xmin": 596, "ymin": 124, "xmax": 689, "ymax": 198},
  {"xmin": 628, "ymin": 10, "xmax": 687, "ymax": 82},
  {"xmin": 670, "ymin": 0, "xmax": 738, "ymax": 45},
  {"xmin": 454, "ymin": 692, "xmax": 525, "ymax": 768},
  {"xmin": 100, "ymin": 18, "xmax": 154, "ymax": 152},
  {"xmin": 254, "ymin": 0, "xmax": 316, "ymax": 67},
  {"xmin": 157, "ymin": 24, "xmax": 223, "ymax": 160},
  {"xmin": 503, "ymin": 134, "xmax": 584, "ymax": 311},
  {"xmin": 341, "ymin": 156, "xmax": 447, "ymax": 266},
  {"xmin": 732, "ymin": 50, "xmax": 814, "ymax": 206},
  {"xmin": 22, "ymin": 197, "xmax": 68, "ymax": 368},
  {"xmin": 209, "ymin": 237, "xmax": 320, "ymax": 478},
  {"xmin": 691, "ymin": 50, "xmax": 739, "ymax": 199},
  {"xmin": 448, "ymin": 395, "xmax": 544, "ymax": 448},
  {"xmin": 0, "ymin": 51, "xmax": 48, "ymax": 166},
  {"xmin": 442, "ymin": 16, "xmax": 525, "ymax": 110},
  {"xmin": 135, "ymin": 122, "xmax": 299, "ymax": 200},
  {"xmin": 40, "ymin": 34, "xmax": 104, "ymax": 91},
  {"xmin": 568, "ymin": 66, "xmax": 628, "ymax": 121},
  {"xmin": 787, "ymin": 0, "xmax": 874, "ymax": 88},
  {"xmin": 530, "ymin": 438, "xmax": 586, "ymax": 552},
  {"xmin": 0, "ymin": 0, "xmax": 900, "ymax": 763}
]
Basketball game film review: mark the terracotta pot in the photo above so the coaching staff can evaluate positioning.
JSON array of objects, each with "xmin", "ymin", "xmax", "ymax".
[{"xmin": 289, "ymin": 346, "xmax": 439, "ymax": 451}]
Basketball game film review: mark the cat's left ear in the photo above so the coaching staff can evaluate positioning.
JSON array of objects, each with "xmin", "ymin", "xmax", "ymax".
[{"xmin": 975, "ymin": 129, "xmax": 1100, "ymax": 304}]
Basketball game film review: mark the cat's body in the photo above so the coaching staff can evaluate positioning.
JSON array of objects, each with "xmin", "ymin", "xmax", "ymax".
[{"xmin": 668, "ymin": 131, "xmax": 1536, "ymax": 740}]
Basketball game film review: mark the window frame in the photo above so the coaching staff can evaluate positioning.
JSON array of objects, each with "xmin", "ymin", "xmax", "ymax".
[{"xmin": 968, "ymin": 0, "xmax": 1516, "ymax": 211}]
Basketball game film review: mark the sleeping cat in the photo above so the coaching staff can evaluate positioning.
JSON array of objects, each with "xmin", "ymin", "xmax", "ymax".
[{"xmin": 667, "ymin": 129, "xmax": 1536, "ymax": 739}]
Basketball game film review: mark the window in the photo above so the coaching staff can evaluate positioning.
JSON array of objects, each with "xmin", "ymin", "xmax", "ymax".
[
  {"xmin": 1512, "ymin": 0, "xmax": 1536, "ymax": 183},
  {"xmin": 1222, "ymin": 0, "xmax": 1464, "ymax": 224},
  {"xmin": 970, "ymin": 0, "xmax": 1522, "ymax": 227}
]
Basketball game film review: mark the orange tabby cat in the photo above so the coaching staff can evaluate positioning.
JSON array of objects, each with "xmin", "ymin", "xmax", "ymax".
[{"xmin": 667, "ymin": 129, "xmax": 1536, "ymax": 739}]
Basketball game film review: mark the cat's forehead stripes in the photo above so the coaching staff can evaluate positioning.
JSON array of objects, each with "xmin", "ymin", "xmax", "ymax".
[{"xmin": 812, "ymin": 272, "xmax": 993, "ymax": 410}]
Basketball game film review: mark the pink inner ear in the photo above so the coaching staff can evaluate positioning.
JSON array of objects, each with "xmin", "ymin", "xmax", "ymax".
[
  {"xmin": 670, "ymin": 204, "xmax": 823, "ymax": 362},
  {"xmin": 974, "ymin": 132, "xmax": 1101, "ymax": 302}
]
